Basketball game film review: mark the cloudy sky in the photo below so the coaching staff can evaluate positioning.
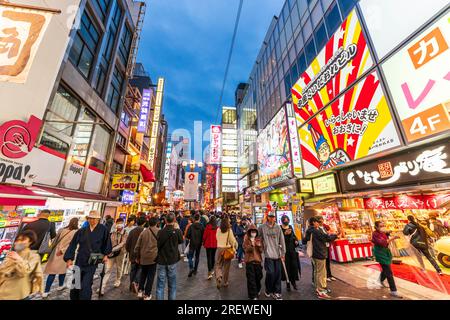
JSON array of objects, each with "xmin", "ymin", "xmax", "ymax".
[{"xmin": 137, "ymin": 0, "xmax": 283, "ymax": 158}]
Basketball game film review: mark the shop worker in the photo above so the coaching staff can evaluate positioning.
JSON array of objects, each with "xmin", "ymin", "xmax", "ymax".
[
  {"xmin": 64, "ymin": 210, "xmax": 112, "ymax": 300},
  {"xmin": 0, "ymin": 230, "xmax": 43, "ymax": 300},
  {"xmin": 99, "ymin": 218, "xmax": 128, "ymax": 295},
  {"xmin": 258, "ymin": 210, "xmax": 286, "ymax": 300},
  {"xmin": 372, "ymin": 221, "xmax": 402, "ymax": 298},
  {"xmin": 22, "ymin": 209, "xmax": 56, "ymax": 253}
]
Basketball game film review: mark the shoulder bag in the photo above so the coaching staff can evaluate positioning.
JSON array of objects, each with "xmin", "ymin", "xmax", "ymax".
[
  {"xmin": 85, "ymin": 228, "xmax": 105, "ymax": 265},
  {"xmin": 222, "ymin": 231, "xmax": 236, "ymax": 261},
  {"xmin": 306, "ymin": 233, "xmax": 313, "ymax": 258}
]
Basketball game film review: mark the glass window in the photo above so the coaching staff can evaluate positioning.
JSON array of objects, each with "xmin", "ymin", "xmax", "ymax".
[
  {"xmin": 325, "ymin": 2, "xmax": 342, "ymax": 35},
  {"xmin": 291, "ymin": 3, "xmax": 300, "ymax": 30},
  {"xmin": 90, "ymin": 125, "xmax": 111, "ymax": 172},
  {"xmin": 294, "ymin": 32, "xmax": 304, "ymax": 52},
  {"xmin": 45, "ymin": 86, "xmax": 80, "ymax": 136},
  {"xmin": 297, "ymin": 50, "xmax": 307, "ymax": 75},
  {"xmin": 321, "ymin": 0, "xmax": 334, "ymax": 11},
  {"xmin": 112, "ymin": 161, "xmax": 123, "ymax": 174},
  {"xmin": 68, "ymin": 11, "xmax": 100, "ymax": 78},
  {"xmin": 305, "ymin": 37, "xmax": 316, "ymax": 65},
  {"xmin": 275, "ymin": 40, "xmax": 281, "ymax": 61},
  {"xmin": 118, "ymin": 26, "xmax": 133, "ymax": 67},
  {"xmin": 314, "ymin": 20, "xmax": 328, "ymax": 52},
  {"xmin": 279, "ymin": 27, "xmax": 287, "ymax": 53},
  {"xmin": 120, "ymin": 111, "xmax": 130, "ymax": 127},
  {"xmin": 282, "ymin": 2, "xmax": 290, "ymax": 24},
  {"xmin": 92, "ymin": 0, "xmax": 111, "ymax": 22},
  {"xmin": 311, "ymin": 3, "xmax": 324, "ymax": 28},
  {"xmin": 288, "ymin": 43, "xmax": 297, "ymax": 64},
  {"xmin": 290, "ymin": 62, "xmax": 299, "ymax": 84},
  {"xmin": 285, "ymin": 16, "xmax": 293, "ymax": 44},
  {"xmin": 40, "ymin": 132, "xmax": 70, "ymax": 156},
  {"xmin": 338, "ymin": 0, "xmax": 356, "ymax": 18},
  {"xmin": 107, "ymin": 65, "xmax": 124, "ymax": 113},
  {"xmin": 297, "ymin": 0, "xmax": 308, "ymax": 19},
  {"xmin": 282, "ymin": 56, "xmax": 289, "ymax": 74},
  {"xmin": 308, "ymin": 0, "xmax": 319, "ymax": 10},
  {"xmin": 72, "ymin": 109, "xmax": 95, "ymax": 166},
  {"xmin": 302, "ymin": 18, "xmax": 313, "ymax": 41}
]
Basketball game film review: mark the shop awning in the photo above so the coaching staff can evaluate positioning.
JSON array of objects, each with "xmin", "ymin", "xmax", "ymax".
[
  {"xmin": 33, "ymin": 186, "xmax": 119, "ymax": 204},
  {"xmin": 0, "ymin": 185, "xmax": 47, "ymax": 206}
]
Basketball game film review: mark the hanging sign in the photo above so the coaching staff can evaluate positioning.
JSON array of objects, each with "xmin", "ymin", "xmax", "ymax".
[
  {"xmin": 312, "ymin": 174, "xmax": 337, "ymax": 196},
  {"xmin": 111, "ymin": 174, "xmax": 139, "ymax": 191},
  {"xmin": 210, "ymin": 125, "xmax": 222, "ymax": 164},
  {"xmin": 184, "ymin": 172, "xmax": 198, "ymax": 201}
]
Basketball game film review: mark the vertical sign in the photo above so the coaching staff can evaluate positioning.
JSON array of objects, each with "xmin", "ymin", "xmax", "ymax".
[
  {"xmin": 286, "ymin": 104, "xmax": 302, "ymax": 178},
  {"xmin": 148, "ymin": 78, "xmax": 165, "ymax": 170},
  {"xmin": 137, "ymin": 89, "xmax": 152, "ymax": 133},
  {"xmin": 163, "ymin": 142, "xmax": 172, "ymax": 187},
  {"xmin": 210, "ymin": 125, "xmax": 222, "ymax": 164},
  {"xmin": 184, "ymin": 172, "xmax": 198, "ymax": 201}
]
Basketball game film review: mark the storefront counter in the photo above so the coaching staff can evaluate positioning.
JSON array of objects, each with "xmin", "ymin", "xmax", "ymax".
[{"xmin": 330, "ymin": 239, "xmax": 373, "ymax": 262}]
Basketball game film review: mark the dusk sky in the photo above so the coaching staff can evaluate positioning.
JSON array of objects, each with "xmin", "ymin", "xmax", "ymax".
[{"xmin": 137, "ymin": 0, "xmax": 284, "ymax": 157}]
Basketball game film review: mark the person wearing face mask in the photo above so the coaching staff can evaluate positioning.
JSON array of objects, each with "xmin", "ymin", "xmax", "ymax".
[
  {"xmin": 372, "ymin": 221, "xmax": 402, "ymax": 298},
  {"xmin": 243, "ymin": 224, "xmax": 263, "ymax": 300},
  {"xmin": 0, "ymin": 230, "xmax": 43, "ymax": 300},
  {"xmin": 98, "ymin": 218, "xmax": 127, "ymax": 295},
  {"xmin": 280, "ymin": 215, "xmax": 301, "ymax": 291}
]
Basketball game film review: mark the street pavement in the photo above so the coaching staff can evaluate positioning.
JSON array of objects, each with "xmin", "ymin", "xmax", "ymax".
[{"xmin": 46, "ymin": 250, "xmax": 401, "ymax": 300}]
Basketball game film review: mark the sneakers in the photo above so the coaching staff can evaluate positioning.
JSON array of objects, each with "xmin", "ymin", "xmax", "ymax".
[
  {"xmin": 390, "ymin": 291, "xmax": 403, "ymax": 299},
  {"xmin": 56, "ymin": 286, "xmax": 65, "ymax": 291},
  {"xmin": 238, "ymin": 263, "xmax": 243, "ymax": 269},
  {"xmin": 143, "ymin": 295, "xmax": 152, "ymax": 301},
  {"xmin": 326, "ymin": 278, "xmax": 332, "ymax": 282},
  {"xmin": 273, "ymin": 293, "xmax": 283, "ymax": 300},
  {"xmin": 264, "ymin": 291, "xmax": 272, "ymax": 298},
  {"xmin": 316, "ymin": 290, "xmax": 332, "ymax": 299},
  {"xmin": 207, "ymin": 272, "xmax": 213, "ymax": 280},
  {"xmin": 216, "ymin": 277, "xmax": 222, "ymax": 289},
  {"xmin": 137, "ymin": 291, "xmax": 143, "ymax": 299},
  {"xmin": 41, "ymin": 292, "xmax": 49, "ymax": 299},
  {"xmin": 330, "ymin": 277, "xmax": 337, "ymax": 281},
  {"xmin": 113, "ymin": 281, "xmax": 121, "ymax": 288},
  {"xmin": 188, "ymin": 270, "xmax": 194, "ymax": 278}
]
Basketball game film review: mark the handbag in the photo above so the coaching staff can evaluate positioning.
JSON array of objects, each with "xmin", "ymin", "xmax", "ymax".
[
  {"xmin": 306, "ymin": 233, "xmax": 313, "ymax": 258},
  {"xmin": 85, "ymin": 228, "xmax": 104, "ymax": 265},
  {"xmin": 38, "ymin": 231, "xmax": 52, "ymax": 255},
  {"xmin": 222, "ymin": 231, "xmax": 235, "ymax": 261},
  {"xmin": 109, "ymin": 233, "xmax": 124, "ymax": 258},
  {"xmin": 184, "ymin": 241, "xmax": 190, "ymax": 256}
]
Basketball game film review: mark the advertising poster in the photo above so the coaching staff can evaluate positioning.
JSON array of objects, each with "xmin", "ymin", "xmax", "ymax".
[
  {"xmin": 276, "ymin": 210, "xmax": 294, "ymax": 228},
  {"xmin": 298, "ymin": 71, "xmax": 401, "ymax": 176},
  {"xmin": 257, "ymin": 107, "xmax": 292, "ymax": 188},
  {"xmin": 382, "ymin": 11, "xmax": 450, "ymax": 143},
  {"xmin": 291, "ymin": 9, "xmax": 374, "ymax": 126},
  {"xmin": 184, "ymin": 172, "xmax": 198, "ymax": 201}
]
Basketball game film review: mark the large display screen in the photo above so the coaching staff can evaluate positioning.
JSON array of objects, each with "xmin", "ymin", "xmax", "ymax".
[{"xmin": 257, "ymin": 107, "xmax": 292, "ymax": 188}]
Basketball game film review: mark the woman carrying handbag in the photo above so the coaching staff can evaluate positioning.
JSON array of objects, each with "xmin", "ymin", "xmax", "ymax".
[{"xmin": 215, "ymin": 217, "xmax": 237, "ymax": 289}]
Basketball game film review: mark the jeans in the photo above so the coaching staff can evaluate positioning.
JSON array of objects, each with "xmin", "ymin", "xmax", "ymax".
[
  {"xmin": 264, "ymin": 258, "xmax": 282, "ymax": 295},
  {"xmin": 326, "ymin": 256, "xmax": 332, "ymax": 278},
  {"xmin": 206, "ymin": 248, "xmax": 217, "ymax": 272},
  {"xmin": 246, "ymin": 262, "xmax": 263, "ymax": 299},
  {"xmin": 156, "ymin": 264, "xmax": 177, "ymax": 300},
  {"xmin": 139, "ymin": 264, "xmax": 157, "ymax": 296},
  {"xmin": 188, "ymin": 247, "xmax": 201, "ymax": 272},
  {"xmin": 130, "ymin": 262, "xmax": 141, "ymax": 285},
  {"xmin": 418, "ymin": 247, "xmax": 442, "ymax": 273},
  {"xmin": 45, "ymin": 274, "xmax": 66, "ymax": 293},
  {"xmin": 380, "ymin": 263, "xmax": 397, "ymax": 292},
  {"xmin": 236, "ymin": 245, "xmax": 244, "ymax": 263},
  {"xmin": 70, "ymin": 265, "xmax": 97, "ymax": 300}
]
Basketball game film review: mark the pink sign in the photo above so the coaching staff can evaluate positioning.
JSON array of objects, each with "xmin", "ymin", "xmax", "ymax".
[
  {"xmin": 210, "ymin": 125, "xmax": 221, "ymax": 164},
  {"xmin": 0, "ymin": 115, "xmax": 42, "ymax": 159}
]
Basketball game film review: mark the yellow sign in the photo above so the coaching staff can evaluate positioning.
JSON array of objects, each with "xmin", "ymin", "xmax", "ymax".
[
  {"xmin": 112, "ymin": 174, "xmax": 139, "ymax": 191},
  {"xmin": 299, "ymin": 179, "xmax": 313, "ymax": 193}
]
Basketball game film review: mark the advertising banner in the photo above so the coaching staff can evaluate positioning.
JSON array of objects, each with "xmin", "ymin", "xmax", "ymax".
[
  {"xmin": 111, "ymin": 174, "xmax": 139, "ymax": 191},
  {"xmin": 297, "ymin": 71, "xmax": 401, "ymax": 176},
  {"xmin": 340, "ymin": 140, "xmax": 450, "ymax": 192},
  {"xmin": 184, "ymin": 172, "xmax": 198, "ymax": 201},
  {"xmin": 137, "ymin": 89, "xmax": 152, "ymax": 133},
  {"xmin": 291, "ymin": 9, "xmax": 374, "ymax": 126},
  {"xmin": 286, "ymin": 104, "xmax": 302, "ymax": 178},
  {"xmin": 121, "ymin": 190, "xmax": 135, "ymax": 205},
  {"xmin": 163, "ymin": 142, "xmax": 172, "ymax": 187},
  {"xmin": 257, "ymin": 107, "xmax": 292, "ymax": 188},
  {"xmin": 382, "ymin": 11, "xmax": 450, "ymax": 143},
  {"xmin": 276, "ymin": 210, "xmax": 294, "ymax": 228},
  {"xmin": 210, "ymin": 125, "xmax": 222, "ymax": 164}
]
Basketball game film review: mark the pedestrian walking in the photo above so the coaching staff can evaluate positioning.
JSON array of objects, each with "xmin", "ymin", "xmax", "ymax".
[
  {"xmin": 124, "ymin": 215, "xmax": 137, "ymax": 236},
  {"xmin": 134, "ymin": 217, "xmax": 159, "ymax": 300},
  {"xmin": 100, "ymin": 218, "xmax": 127, "ymax": 294},
  {"xmin": 64, "ymin": 210, "xmax": 112, "ymax": 300},
  {"xmin": 21, "ymin": 209, "xmax": 57, "ymax": 260},
  {"xmin": 200, "ymin": 211, "xmax": 209, "ymax": 228},
  {"xmin": 316, "ymin": 216, "xmax": 336, "ymax": 282},
  {"xmin": 403, "ymin": 215, "xmax": 443, "ymax": 275},
  {"xmin": 215, "ymin": 217, "xmax": 237, "ymax": 289},
  {"xmin": 103, "ymin": 215, "xmax": 114, "ymax": 233},
  {"xmin": 42, "ymin": 218, "xmax": 78, "ymax": 298},
  {"xmin": 202, "ymin": 216, "xmax": 218, "ymax": 280},
  {"xmin": 280, "ymin": 215, "xmax": 301, "ymax": 291},
  {"xmin": 372, "ymin": 221, "xmax": 402, "ymax": 298},
  {"xmin": 186, "ymin": 213, "xmax": 204, "ymax": 277},
  {"xmin": 155, "ymin": 213, "xmax": 183, "ymax": 300},
  {"xmin": 243, "ymin": 224, "xmax": 263, "ymax": 300},
  {"xmin": 302, "ymin": 217, "xmax": 317, "ymax": 287},
  {"xmin": 125, "ymin": 216, "xmax": 146, "ymax": 293},
  {"xmin": 258, "ymin": 211, "xmax": 286, "ymax": 300},
  {"xmin": 232, "ymin": 217, "xmax": 246, "ymax": 269},
  {"xmin": 0, "ymin": 230, "xmax": 43, "ymax": 300}
]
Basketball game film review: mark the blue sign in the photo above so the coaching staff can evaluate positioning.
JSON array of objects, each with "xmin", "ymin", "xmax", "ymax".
[
  {"xmin": 137, "ymin": 89, "xmax": 152, "ymax": 133},
  {"xmin": 121, "ymin": 190, "xmax": 135, "ymax": 205}
]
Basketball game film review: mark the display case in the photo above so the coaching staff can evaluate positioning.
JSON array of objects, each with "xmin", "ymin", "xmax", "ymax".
[{"xmin": 339, "ymin": 210, "xmax": 372, "ymax": 244}]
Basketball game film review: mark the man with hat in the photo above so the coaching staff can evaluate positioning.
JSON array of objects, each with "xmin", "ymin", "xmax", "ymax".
[
  {"xmin": 308, "ymin": 124, "xmax": 346, "ymax": 171},
  {"xmin": 64, "ymin": 210, "xmax": 112, "ymax": 300},
  {"xmin": 258, "ymin": 209, "xmax": 286, "ymax": 300}
]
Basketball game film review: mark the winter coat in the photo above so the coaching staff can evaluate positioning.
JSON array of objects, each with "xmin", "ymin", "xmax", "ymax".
[
  {"xmin": 44, "ymin": 228, "xmax": 77, "ymax": 275},
  {"xmin": 310, "ymin": 228, "xmax": 337, "ymax": 260},
  {"xmin": 22, "ymin": 218, "xmax": 56, "ymax": 251},
  {"xmin": 0, "ymin": 249, "xmax": 42, "ymax": 300},
  {"xmin": 243, "ymin": 224, "xmax": 263, "ymax": 264},
  {"xmin": 156, "ymin": 225, "xmax": 184, "ymax": 265},
  {"xmin": 110, "ymin": 230, "xmax": 127, "ymax": 256},
  {"xmin": 202, "ymin": 224, "xmax": 218, "ymax": 249},
  {"xmin": 281, "ymin": 225, "xmax": 301, "ymax": 281},
  {"xmin": 372, "ymin": 230, "xmax": 393, "ymax": 265},
  {"xmin": 125, "ymin": 226, "xmax": 144, "ymax": 262},
  {"xmin": 134, "ymin": 226, "xmax": 159, "ymax": 265},
  {"xmin": 186, "ymin": 222, "xmax": 204, "ymax": 250},
  {"xmin": 180, "ymin": 217, "xmax": 190, "ymax": 234},
  {"xmin": 403, "ymin": 222, "xmax": 429, "ymax": 249},
  {"xmin": 232, "ymin": 223, "xmax": 246, "ymax": 246}
]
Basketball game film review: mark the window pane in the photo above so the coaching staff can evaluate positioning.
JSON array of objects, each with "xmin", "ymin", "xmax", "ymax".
[
  {"xmin": 46, "ymin": 86, "xmax": 80, "ymax": 136},
  {"xmin": 294, "ymin": 32, "xmax": 304, "ymax": 52},
  {"xmin": 338, "ymin": 0, "xmax": 356, "ymax": 18},
  {"xmin": 325, "ymin": 2, "xmax": 342, "ymax": 35},
  {"xmin": 78, "ymin": 47, "xmax": 94, "ymax": 78},
  {"xmin": 290, "ymin": 62, "xmax": 299, "ymax": 84},
  {"xmin": 314, "ymin": 20, "xmax": 328, "ymax": 51},
  {"xmin": 305, "ymin": 37, "xmax": 316, "ymax": 65},
  {"xmin": 297, "ymin": 50, "xmax": 307, "ymax": 75},
  {"xmin": 279, "ymin": 27, "xmax": 287, "ymax": 53},
  {"xmin": 285, "ymin": 16, "xmax": 293, "ymax": 43},
  {"xmin": 40, "ymin": 132, "xmax": 70, "ymax": 156},
  {"xmin": 288, "ymin": 43, "xmax": 296, "ymax": 64},
  {"xmin": 311, "ymin": 3, "xmax": 323, "ymax": 28},
  {"xmin": 298, "ymin": 0, "xmax": 308, "ymax": 19},
  {"xmin": 321, "ymin": 0, "xmax": 333, "ymax": 11},
  {"xmin": 302, "ymin": 18, "xmax": 313, "ymax": 41},
  {"xmin": 90, "ymin": 125, "xmax": 111, "ymax": 171},
  {"xmin": 291, "ymin": 3, "xmax": 300, "ymax": 30}
]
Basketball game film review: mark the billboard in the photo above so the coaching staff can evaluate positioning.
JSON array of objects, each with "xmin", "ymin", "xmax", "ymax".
[
  {"xmin": 210, "ymin": 125, "xmax": 222, "ymax": 164},
  {"xmin": 257, "ymin": 107, "xmax": 292, "ymax": 188},
  {"xmin": 184, "ymin": 172, "xmax": 198, "ymax": 201},
  {"xmin": 382, "ymin": 11, "xmax": 450, "ymax": 143},
  {"xmin": 137, "ymin": 89, "xmax": 152, "ymax": 133},
  {"xmin": 111, "ymin": 174, "xmax": 139, "ymax": 191},
  {"xmin": 297, "ymin": 71, "xmax": 401, "ymax": 176},
  {"xmin": 291, "ymin": 9, "xmax": 374, "ymax": 126},
  {"xmin": 148, "ymin": 78, "xmax": 165, "ymax": 170}
]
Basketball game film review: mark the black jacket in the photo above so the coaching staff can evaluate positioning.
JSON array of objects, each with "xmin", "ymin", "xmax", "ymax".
[
  {"xmin": 310, "ymin": 228, "xmax": 337, "ymax": 260},
  {"xmin": 22, "ymin": 218, "xmax": 56, "ymax": 250},
  {"xmin": 403, "ymin": 222, "xmax": 429, "ymax": 249},
  {"xmin": 186, "ymin": 222, "xmax": 204, "ymax": 250},
  {"xmin": 125, "ymin": 226, "xmax": 144, "ymax": 262},
  {"xmin": 156, "ymin": 225, "xmax": 183, "ymax": 265}
]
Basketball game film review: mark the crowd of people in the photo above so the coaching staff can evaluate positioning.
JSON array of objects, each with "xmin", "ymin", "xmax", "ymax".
[{"xmin": 0, "ymin": 208, "xmax": 447, "ymax": 300}]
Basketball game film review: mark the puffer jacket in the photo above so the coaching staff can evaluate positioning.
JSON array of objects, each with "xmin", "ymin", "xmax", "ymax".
[
  {"xmin": 202, "ymin": 224, "xmax": 218, "ymax": 249},
  {"xmin": 243, "ymin": 224, "xmax": 263, "ymax": 264},
  {"xmin": 186, "ymin": 222, "xmax": 204, "ymax": 250}
]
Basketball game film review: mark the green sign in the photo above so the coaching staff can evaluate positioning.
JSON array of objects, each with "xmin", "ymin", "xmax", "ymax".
[{"xmin": 312, "ymin": 174, "xmax": 337, "ymax": 196}]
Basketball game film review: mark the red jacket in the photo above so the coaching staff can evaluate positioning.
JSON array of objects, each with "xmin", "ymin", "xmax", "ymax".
[{"xmin": 203, "ymin": 224, "xmax": 218, "ymax": 248}]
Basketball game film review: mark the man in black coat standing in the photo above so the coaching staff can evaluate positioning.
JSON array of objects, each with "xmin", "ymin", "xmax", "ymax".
[
  {"xmin": 22, "ymin": 209, "xmax": 56, "ymax": 254},
  {"xmin": 186, "ymin": 213, "xmax": 204, "ymax": 277}
]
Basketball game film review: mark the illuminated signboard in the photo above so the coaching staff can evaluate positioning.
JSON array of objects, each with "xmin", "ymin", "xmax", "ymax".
[
  {"xmin": 312, "ymin": 174, "xmax": 337, "ymax": 196},
  {"xmin": 148, "ymin": 78, "xmax": 165, "ymax": 170},
  {"xmin": 121, "ymin": 190, "xmax": 135, "ymax": 205},
  {"xmin": 210, "ymin": 125, "xmax": 222, "ymax": 164},
  {"xmin": 286, "ymin": 104, "xmax": 302, "ymax": 178},
  {"xmin": 163, "ymin": 142, "xmax": 172, "ymax": 187},
  {"xmin": 137, "ymin": 89, "xmax": 152, "ymax": 133},
  {"xmin": 111, "ymin": 174, "xmax": 139, "ymax": 191}
]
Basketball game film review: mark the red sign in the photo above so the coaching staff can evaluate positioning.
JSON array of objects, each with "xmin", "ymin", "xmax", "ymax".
[
  {"xmin": 363, "ymin": 194, "xmax": 447, "ymax": 210},
  {"xmin": 0, "ymin": 116, "xmax": 42, "ymax": 159},
  {"xmin": 112, "ymin": 182, "xmax": 137, "ymax": 190}
]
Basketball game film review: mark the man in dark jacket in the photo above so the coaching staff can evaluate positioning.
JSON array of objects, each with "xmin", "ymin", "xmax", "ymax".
[
  {"xmin": 232, "ymin": 218, "xmax": 246, "ymax": 268},
  {"xmin": 186, "ymin": 213, "xmax": 204, "ymax": 277},
  {"xmin": 103, "ymin": 215, "xmax": 114, "ymax": 233},
  {"xmin": 155, "ymin": 212, "xmax": 183, "ymax": 300},
  {"xmin": 64, "ymin": 210, "xmax": 112, "ymax": 300},
  {"xmin": 22, "ymin": 209, "xmax": 56, "ymax": 252},
  {"xmin": 125, "ymin": 216, "xmax": 146, "ymax": 292}
]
